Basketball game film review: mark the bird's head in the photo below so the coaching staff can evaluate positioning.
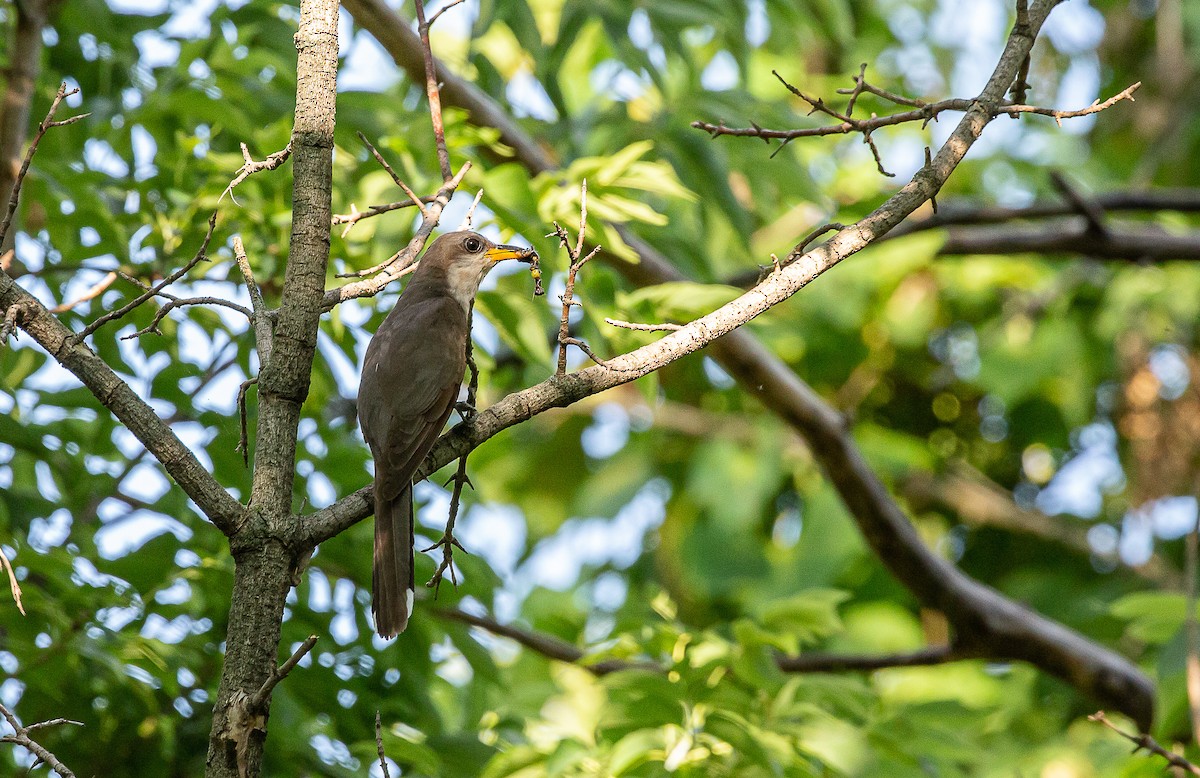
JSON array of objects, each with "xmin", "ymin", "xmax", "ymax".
[{"xmin": 420, "ymin": 230, "xmax": 537, "ymax": 311}]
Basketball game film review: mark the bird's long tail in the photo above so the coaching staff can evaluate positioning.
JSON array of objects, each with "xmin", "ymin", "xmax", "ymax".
[{"xmin": 372, "ymin": 484, "xmax": 414, "ymax": 638}]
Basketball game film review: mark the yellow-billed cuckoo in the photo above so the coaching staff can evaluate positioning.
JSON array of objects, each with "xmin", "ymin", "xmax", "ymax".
[{"xmin": 359, "ymin": 230, "xmax": 534, "ymax": 637}]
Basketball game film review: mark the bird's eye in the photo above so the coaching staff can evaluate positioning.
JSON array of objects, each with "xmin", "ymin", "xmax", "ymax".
[{"xmin": 463, "ymin": 236, "xmax": 483, "ymax": 253}]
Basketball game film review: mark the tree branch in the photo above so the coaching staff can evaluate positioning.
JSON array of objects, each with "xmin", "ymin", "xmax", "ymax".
[
  {"xmin": 341, "ymin": 0, "xmax": 1153, "ymax": 727},
  {"xmin": 441, "ymin": 607, "xmax": 962, "ymax": 675},
  {"xmin": 937, "ymin": 221, "xmax": 1200, "ymax": 261},
  {"xmin": 0, "ymin": 701, "xmax": 82, "ymax": 778}
]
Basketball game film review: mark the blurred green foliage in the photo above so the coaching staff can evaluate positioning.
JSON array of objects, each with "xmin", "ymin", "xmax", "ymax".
[{"xmin": 1, "ymin": 0, "xmax": 1199, "ymax": 775}]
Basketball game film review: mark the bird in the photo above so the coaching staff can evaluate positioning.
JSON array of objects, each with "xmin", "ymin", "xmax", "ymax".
[{"xmin": 358, "ymin": 230, "xmax": 535, "ymax": 637}]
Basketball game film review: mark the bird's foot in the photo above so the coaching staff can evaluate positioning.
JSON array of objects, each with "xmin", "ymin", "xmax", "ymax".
[
  {"xmin": 454, "ymin": 400, "xmax": 476, "ymax": 419},
  {"xmin": 421, "ymin": 531, "xmax": 469, "ymax": 596}
]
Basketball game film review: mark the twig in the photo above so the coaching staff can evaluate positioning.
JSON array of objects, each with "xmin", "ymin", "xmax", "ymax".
[
  {"xmin": 439, "ymin": 607, "xmax": 964, "ymax": 676},
  {"xmin": 0, "ymin": 82, "xmax": 88, "ymax": 251},
  {"xmin": 72, "ymin": 211, "xmax": 219, "ymax": 343},
  {"xmin": 0, "ymin": 545, "xmax": 24, "ymax": 615},
  {"xmin": 323, "ymin": 162, "xmax": 471, "ymax": 300},
  {"xmin": 249, "ymin": 634, "xmax": 318, "ymax": 711},
  {"xmin": 693, "ymin": 73, "xmax": 1140, "ymax": 166},
  {"xmin": 375, "ymin": 712, "xmax": 391, "ymax": 778},
  {"xmin": 233, "ymin": 236, "xmax": 273, "ymax": 368},
  {"xmin": 426, "ymin": 0, "xmax": 466, "ymax": 28},
  {"xmin": 236, "ymin": 378, "xmax": 259, "ymax": 468},
  {"xmin": 220, "ymin": 141, "xmax": 292, "ymax": 205},
  {"xmin": 0, "ymin": 702, "xmax": 82, "ymax": 778},
  {"xmin": 1089, "ymin": 711, "xmax": 1200, "ymax": 775},
  {"xmin": 355, "ymin": 131, "xmax": 431, "ymax": 219},
  {"xmin": 119, "ymin": 294, "xmax": 252, "ymax": 340},
  {"xmin": 1048, "ymin": 170, "xmax": 1109, "ymax": 237},
  {"xmin": 458, "ymin": 188, "xmax": 484, "ymax": 230},
  {"xmin": 422, "ymin": 310, "xmax": 479, "ymax": 593},
  {"xmin": 331, "ymin": 194, "xmax": 437, "ymax": 235},
  {"xmin": 48, "ymin": 271, "xmax": 117, "ymax": 314},
  {"xmin": 605, "ymin": 318, "xmax": 681, "ymax": 332},
  {"xmin": 413, "ymin": 0, "xmax": 452, "ymax": 181},
  {"xmin": 552, "ymin": 181, "xmax": 606, "ymax": 375},
  {"xmin": 1188, "ymin": 470, "xmax": 1200, "ymax": 745}
]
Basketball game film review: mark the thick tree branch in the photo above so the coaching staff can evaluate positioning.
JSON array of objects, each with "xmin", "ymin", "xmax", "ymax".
[{"xmin": 341, "ymin": 0, "xmax": 1153, "ymax": 727}]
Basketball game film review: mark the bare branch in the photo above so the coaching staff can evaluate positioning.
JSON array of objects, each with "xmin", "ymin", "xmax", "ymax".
[
  {"xmin": 0, "ymin": 545, "xmax": 24, "ymax": 615},
  {"xmin": 72, "ymin": 211, "xmax": 219, "ymax": 343},
  {"xmin": 375, "ymin": 712, "xmax": 391, "ymax": 778},
  {"xmin": 48, "ymin": 271, "xmax": 117, "ymax": 314},
  {"xmin": 413, "ymin": 0, "xmax": 452, "ymax": 181},
  {"xmin": 233, "ymin": 236, "xmax": 273, "ymax": 369},
  {"xmin": 249, "ymin": 634, "xmax": 318, "ymax": 711},
  {"xmin": 323, "ymin": 162, "xmax": 471, "ymax": 307},
  {"xmin": 605, "ymin": 318, "xmax": 681, "ymax": 332},
  {"xmin": 0, "ymin": 82, "xmax": 89, "ymax": 251},
  {"xmin": 331, "ymin": 193, "xmax": 437, "ymax": 235},
  {"xmin": 221, "ymin": 141, "xmax": 292, "ymax": 205},
  {"xmin": 457, "ymin": 188, "xmax": 484, "ymax": 230},
  {"xmin": 236, "ymin": 378, "xmax": 259, "ymax": 468},
  {"xmin": 1089, "ymin": 711, "xmax": 1200, "ymax": 775},
  {"xmin": 692, "ymin": 75, "xmax": 1140, "ymax": 158},
  {"xmin": 120, "ymin": 294, "xmax": 253, "ymax": 340},
  {"xmin": 0, "ymin": 702, "xmax": 82, "ymax": 778},
  {"xmin": 426, "ymin": 0, "xmax": 466, "ymax": 28}
]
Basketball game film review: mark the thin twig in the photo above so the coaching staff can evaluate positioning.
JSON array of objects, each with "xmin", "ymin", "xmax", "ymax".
[
  {"xmin": 119, "ymin": 294, "xmax": 252, "ymax": 340},
  {"xmin": 48, "ymin": 271, "xmax": 117, "ymax": 314},
  {"xmin": 426, "ymin": 0, "xmax": 466, "ymax": 28},
  {"xmin": 236, "ymin": 378, "xmax": 259, "ymax": 468},
  {"xmin": 324, "ymin": 162, "xmax": 471, "ymax": 296},
  {"xmin": 72, "ymin": 211, "xmax": 219, "ymax": 343},
  {"xmin": 375, "ymin": 712, "xmax": 391, "ymax": 778},
  {"xmin": 332, "ymin": 194, "xmax": 437, "ymax": 235},
  {"xmin": 0, "ymin": 82, "xmax": 88, "ymax": 251},
  {"xmin": 422, "ymin": 308, "xmax": 479, "ymax": 593},
  {"xmin": 1089, "ymin": 711, "xmax": 1200, "ymax": 775},
  {"xmin": 413, "ymin": 0, "xmax": 453, "ymax": 181},
  {"xmin": 249, "ymin": 634, "xmax": 318, "ymax": 711},
  {"xmin": 355, "ymin": 131, "xmax": 431, "ymax": 219},
  {"xmin": 234, "ymin": 236, "xmax": 273, "ymax": 368},
  {"xmin": 605, "ymin": 318, "xmax": 681, "ymax": 332},
  {"xmin": 0, "ymin": 545, "xmax": 24, "ymax": 615},
  {"xmin": 458, "ymin": 188, "xmax": 484, "ymax": 230},
  {"xmin": 220, "ymin": 141, "xmax": 292, "ymax": 204},
  {"xmin": 553, "ymin": 182, "xmax": 607, "ymax": 375},
  {"xmin": 1188, "ymin": 470, "xmax": 1200, "ymax": 746},
  {"xmin": 0, "ymin": 702, "xmax": 82, "ymax": 778},
  {"xmin": 693, "ymin": 75, "xmax": 1141, "ymax": 155},
  {"xmin": 1049, "ymin": 170, "xmax": 1109, "ymax": 237}
]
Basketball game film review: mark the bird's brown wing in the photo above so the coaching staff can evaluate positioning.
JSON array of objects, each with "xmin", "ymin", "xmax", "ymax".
[{"xmin": 359, "ymin": 296, "xmax": 468, "ymax": 637}]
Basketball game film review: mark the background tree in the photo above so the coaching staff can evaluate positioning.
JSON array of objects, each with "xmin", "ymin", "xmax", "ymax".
[{"xmin": 1, "ymin": 0, "xmax": 1199, "ymax": 776}]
